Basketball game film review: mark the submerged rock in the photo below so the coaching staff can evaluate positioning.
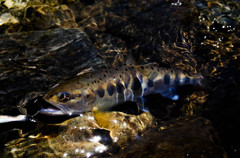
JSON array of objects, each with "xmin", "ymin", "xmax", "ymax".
[
  {"xmin": 0, "ymin": 1, "xmax": 77, "ymax": 33},
  {"xmin": 0, "ymin": 28, "xmax": 105, "ymax": 115},
  {"xmin": 77, "ymin": 0, "xmax": 200, "ymax": 72},
  {"xmin": 21, "ymin": 4, "xmax": 77, "ymax": 30},
  {"xmin": 0, "ymin": 12, "xmax": 19, "ymax": 26},
  {"xmin": 111, "ymin": 117, "xmax": 227, "ymax": 158},
  {"xmin": 4, "ymin": 112, "xmax": 155, "ymax": 157}
]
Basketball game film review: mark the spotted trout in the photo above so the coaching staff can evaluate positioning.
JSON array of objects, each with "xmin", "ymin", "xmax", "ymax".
[{"xmin": 43, "ymin": 64, "xmax": 203, "ymax": 115}]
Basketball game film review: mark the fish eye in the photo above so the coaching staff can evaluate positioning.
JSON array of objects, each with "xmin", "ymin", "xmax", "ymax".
[{"xmin": 58, "ymin": 92, "xmax": 72, "ymax": 103}]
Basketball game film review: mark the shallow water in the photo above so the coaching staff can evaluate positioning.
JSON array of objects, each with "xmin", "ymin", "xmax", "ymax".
[{"xmin": 0, "ymin": 0, "xmax": 240, "ymax": 157}]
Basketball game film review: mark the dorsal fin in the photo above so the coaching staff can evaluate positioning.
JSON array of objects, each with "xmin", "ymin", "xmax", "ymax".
[{"xmin": 77, "ymin": 67, "xmax": 95, "ymax": 76}]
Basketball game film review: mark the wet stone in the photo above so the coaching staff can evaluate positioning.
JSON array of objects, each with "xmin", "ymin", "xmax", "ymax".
[
  {"xmin": 79, "ymin": 0, "xmax": 200, "ymax": 72},
  {"xmin": 0, "ymin": 1, "xmax": 78, "ymax": 33},
  {"xmin": 0, "ymin": 28, "xmax": 105, "ymax": 115},
  {"xmin": 4, "ymin": 112, "xmax": 155, "ymax": 157},
  {"xmin": 111, "ymin": 117, "xmax": 227, "ymax": 158}
]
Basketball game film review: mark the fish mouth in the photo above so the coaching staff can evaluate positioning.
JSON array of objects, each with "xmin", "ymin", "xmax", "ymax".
[
  {"xmin": 42, "ymin": 103, "xmax": 74, "ymax": 116},
  {"xmin": 38, "ymin": 107, "xmax": 66, "ymax": 116},
  {"xmin": 42, "ymin": 97, "xmax": 74, "ymax": 116}
]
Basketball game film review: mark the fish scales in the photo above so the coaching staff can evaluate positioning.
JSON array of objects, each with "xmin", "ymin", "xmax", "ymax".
[{"xmin": 43, "ymin": 64, "xmax": 202, "ymax": 115}]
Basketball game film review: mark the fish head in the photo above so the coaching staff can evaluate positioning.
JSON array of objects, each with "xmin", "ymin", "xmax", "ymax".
[{"xmin": 43, "ymin": 80, "xmax": 96, "ymax": 115}]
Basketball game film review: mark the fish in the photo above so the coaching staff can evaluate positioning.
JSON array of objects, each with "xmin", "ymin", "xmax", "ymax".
[{"xmin": 43, "ymin": 64, "xmax": 203, "ymax": 115}]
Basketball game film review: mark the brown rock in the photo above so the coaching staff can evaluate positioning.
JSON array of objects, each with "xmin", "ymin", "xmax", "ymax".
[
  {"xmin": 112, "ymin": 117, "xmax": 227, "ymax": 158},
  {"xmin": 0, "ymin": 1, "xmax": 78, "ymax": 33},
  {"xmin": 4, "ymin": 112, "xmax": 155, "ymax": 157}
]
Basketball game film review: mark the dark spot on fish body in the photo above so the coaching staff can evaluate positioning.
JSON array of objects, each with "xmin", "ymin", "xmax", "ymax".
[
  {"xmin": 99, "ymin": 77, "xmax": 102, "ymax": 80},
  {"xmin": 192, "ymin": 78, "xmax": 198, "ymax": 84},
  {"xmin": 107, "ymin": 84, "xmax": 115, "ymax": 96},
  {"xmin": 124, "ymin": 82, "xmax": 129, "ymax": 89},
  {"xmin": 96, "ymin": 88, "xmax": 105, "ymax": 98},
  {"xmin": 77, "ymin": 81, "xmax": 80, "ymax": 84},
  {"xmin": 141, "ymin": 66, "xmax": 144, "ymax": 70},
  {"xmin": 174, "ymin": 76, "xmax": 180, "ymax": 86},
  {"xmin": 147, "ymin": 79, "xmax": 154, "ymax": 87},
  {"xmin": 125, "ymin": 68, "xmax": 128, "ymax": 71},
  {"xmin": 131, "ymin": 77, "xmax": 142, "ymax": 91},
  {"xmin": 184, "ymin": 77, "xmax": 190, "ymax": 84},
  {"xmin": 104, "ymin": 74, "xmax": 106, "ymax": 78},
  {"xmin": 150, "ymin": 66, "xmax": 154, "ymax": 70},
  {"xmin": 153, "ymin": 79, "xmax": 163, "ymax": 90},
  {"xmin": 116, "ymin": 82, "xmax": 124, "ymax": 94},
  {"xmin": 124, "ymin": 73, "xmax": 131, "ymax": 89},
  {"xmin": 164, "ymin": 74, "xmax": 170, "ymax": 85},
  {"xmin": 89, "ymin": 88, "xmax": 94, "ymax": 93}
]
